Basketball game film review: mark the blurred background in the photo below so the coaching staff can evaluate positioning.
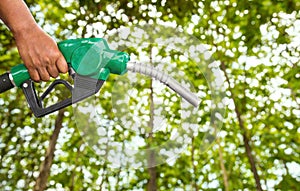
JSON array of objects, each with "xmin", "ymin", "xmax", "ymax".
[{"xmin": 0, "ymin": 0, "xmax": 299, "ymax": 190}]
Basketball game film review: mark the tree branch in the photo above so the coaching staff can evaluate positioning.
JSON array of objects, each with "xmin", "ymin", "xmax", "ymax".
[
  {"xmin": 215, "ymin": 124, "xmax": 230, "ymax": 191},
  {"xmin": 220, "ymin": 62, "xmax": 263, "ymax": 191},
  {"xmin": 34, "ymin": 109, "xmax": 65, "ymax": 191},
  {"xmin": 147, "ymin": 78, "xmax": 157, "ymax": 191},
  {"xmin": 191, "ymin": 137, "xmax": 199, "ymax": 191}
]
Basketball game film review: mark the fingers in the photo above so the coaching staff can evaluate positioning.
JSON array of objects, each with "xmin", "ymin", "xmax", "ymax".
[
  {"xmin": 47, "ymin": 64, "xmax": 59, "ymax": 78},
  {"xmin": 42, "ymin": 51, "xmax": 67, "ymax": 81},
  {"xmin": 15, "ymin": 28, "xmax": 68, "ymax": 82},
  {"xmin": 26, "ymin": 51, "xmax": 67, "ymax": 82},
  {"xmin": 41, "ymin": 55, "xmax": 68, "ymax": 81},
  {"xmin": 56, "ymin": 54, "xmax": 68, "ymax": 74},
  {"xmin": 39, "ymin": 57, "xmax": 67, "ymax": 82},
  {"xmin": 26, "ymin": 57, "xmax": 67, "ymax": 82},
  {"xmin": 27, "ymin": 64, "xmax": 51, "ymax": 82},
  {"xmin": 38, "ymin": 67, "xmax": 50, "ymax": 82},
  {"xmin": 27, "ymin": 68, "xmax": 40, "ymax": 82}
]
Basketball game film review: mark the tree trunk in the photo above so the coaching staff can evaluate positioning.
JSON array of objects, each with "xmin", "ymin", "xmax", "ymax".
[
  {"xmin": 191, "ymin": 137, "xmax": 199, "ymax": 191},
  {"xmin": 70, "ymin": 142, "xmax": 81, "ymax": 191},
  {"xmin": 34, "ymin": 109, "xmax": 65, "ymax": 191},
  {"xmin": 220, "ymin": 62, "xmax": 263, "ymax": 191},
  {"xmin": 147, "ymin": 79, "xmax": 157, "ymax": 191},
  {"xmin": 147, "ymin": 151, "xmax": 157, "ymax": 191},
  {"xmin": 215, "ymin": 127, "xmax": 230, "ymax": 191}
]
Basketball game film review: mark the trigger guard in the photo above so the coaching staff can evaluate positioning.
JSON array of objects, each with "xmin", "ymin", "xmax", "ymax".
[
  {"xmin": 40, "ymin": 79, "xmax": 73, "ymax": 101},
  {"xmin": 22, "ymin": 75, "xmax": 105, "ymax": 118}
]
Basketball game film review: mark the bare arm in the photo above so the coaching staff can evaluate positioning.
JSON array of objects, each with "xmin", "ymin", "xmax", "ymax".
[{"xmin": 0, "ymin": 0, "xmax": 68, "ymax": 81}]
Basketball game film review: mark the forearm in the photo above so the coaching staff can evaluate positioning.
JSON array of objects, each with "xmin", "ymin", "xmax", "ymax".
[
  {"xmin": 0, "ymin": 0, "xmax": 68, "ymax": 81},
  {"xmin": 0, "ymin": 0, "xmax": 37, "ymax": 35}
]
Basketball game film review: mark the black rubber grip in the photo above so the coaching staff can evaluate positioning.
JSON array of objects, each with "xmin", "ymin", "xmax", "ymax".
[{"xmin": 0, "ymin": 72, "xmax": 15, "ymax": 93}]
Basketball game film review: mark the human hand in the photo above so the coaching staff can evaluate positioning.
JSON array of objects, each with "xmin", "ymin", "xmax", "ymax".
[{"xmin": 14, "ymin": 24, "xmax": 68, "ymax": 82}]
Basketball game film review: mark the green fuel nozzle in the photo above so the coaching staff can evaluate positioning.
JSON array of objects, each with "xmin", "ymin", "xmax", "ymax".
[
  {"xmin": 0, "ymin": 38, "xmax": 199, "ymax": 117},
  {"xmin": 58, "ymin": 38, "xmax": 129, "ymax": 80},
  {"xmin": 9, "ymin": 38, "xmax": 129, "ymax": 87}
]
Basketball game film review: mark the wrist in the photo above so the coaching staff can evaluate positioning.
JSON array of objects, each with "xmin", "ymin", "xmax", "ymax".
[{"xmin": 11, "ymin": 21, "xmax": 39, "ymax": 39}]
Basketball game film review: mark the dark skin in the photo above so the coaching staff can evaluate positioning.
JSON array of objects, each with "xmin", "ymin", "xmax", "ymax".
[{"xmin": 0, "ymin": 0, "xmax": 68, "ymax": 82}]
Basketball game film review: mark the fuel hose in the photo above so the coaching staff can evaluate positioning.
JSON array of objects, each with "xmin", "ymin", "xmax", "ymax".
[{"xmin": 126, "ymin": 61, "xmax": 200, "ymax": 107}]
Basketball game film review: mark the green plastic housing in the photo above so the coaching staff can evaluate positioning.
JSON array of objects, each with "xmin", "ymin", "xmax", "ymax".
[
  {"xmin": 10, "ymin": 38, "xmax": 130, "ymax": 87},
  {"xmin": 11, "ymin": 64, "xmax": 30, "ymax": 87}
]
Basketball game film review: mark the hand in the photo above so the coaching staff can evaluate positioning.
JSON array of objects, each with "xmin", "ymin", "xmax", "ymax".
[{"xmin": 14, "ymin": 24, "xmax": 68, "ymax": 82}]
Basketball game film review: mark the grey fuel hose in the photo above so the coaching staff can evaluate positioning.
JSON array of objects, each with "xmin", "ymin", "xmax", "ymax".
[{"xmin": 126, "ymin": 61, "xmax": 200, "ymax": 107}]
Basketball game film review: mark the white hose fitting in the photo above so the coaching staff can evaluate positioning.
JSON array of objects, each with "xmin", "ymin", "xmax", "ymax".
[{"xmin": 127, "ymin": 61, "xmax": 200, "ymax": 107}]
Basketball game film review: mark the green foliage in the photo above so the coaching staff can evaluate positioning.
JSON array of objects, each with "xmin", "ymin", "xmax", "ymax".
[{"xmin": 0, "ymin": 0, "xmax": 300, "ymax": 190}]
